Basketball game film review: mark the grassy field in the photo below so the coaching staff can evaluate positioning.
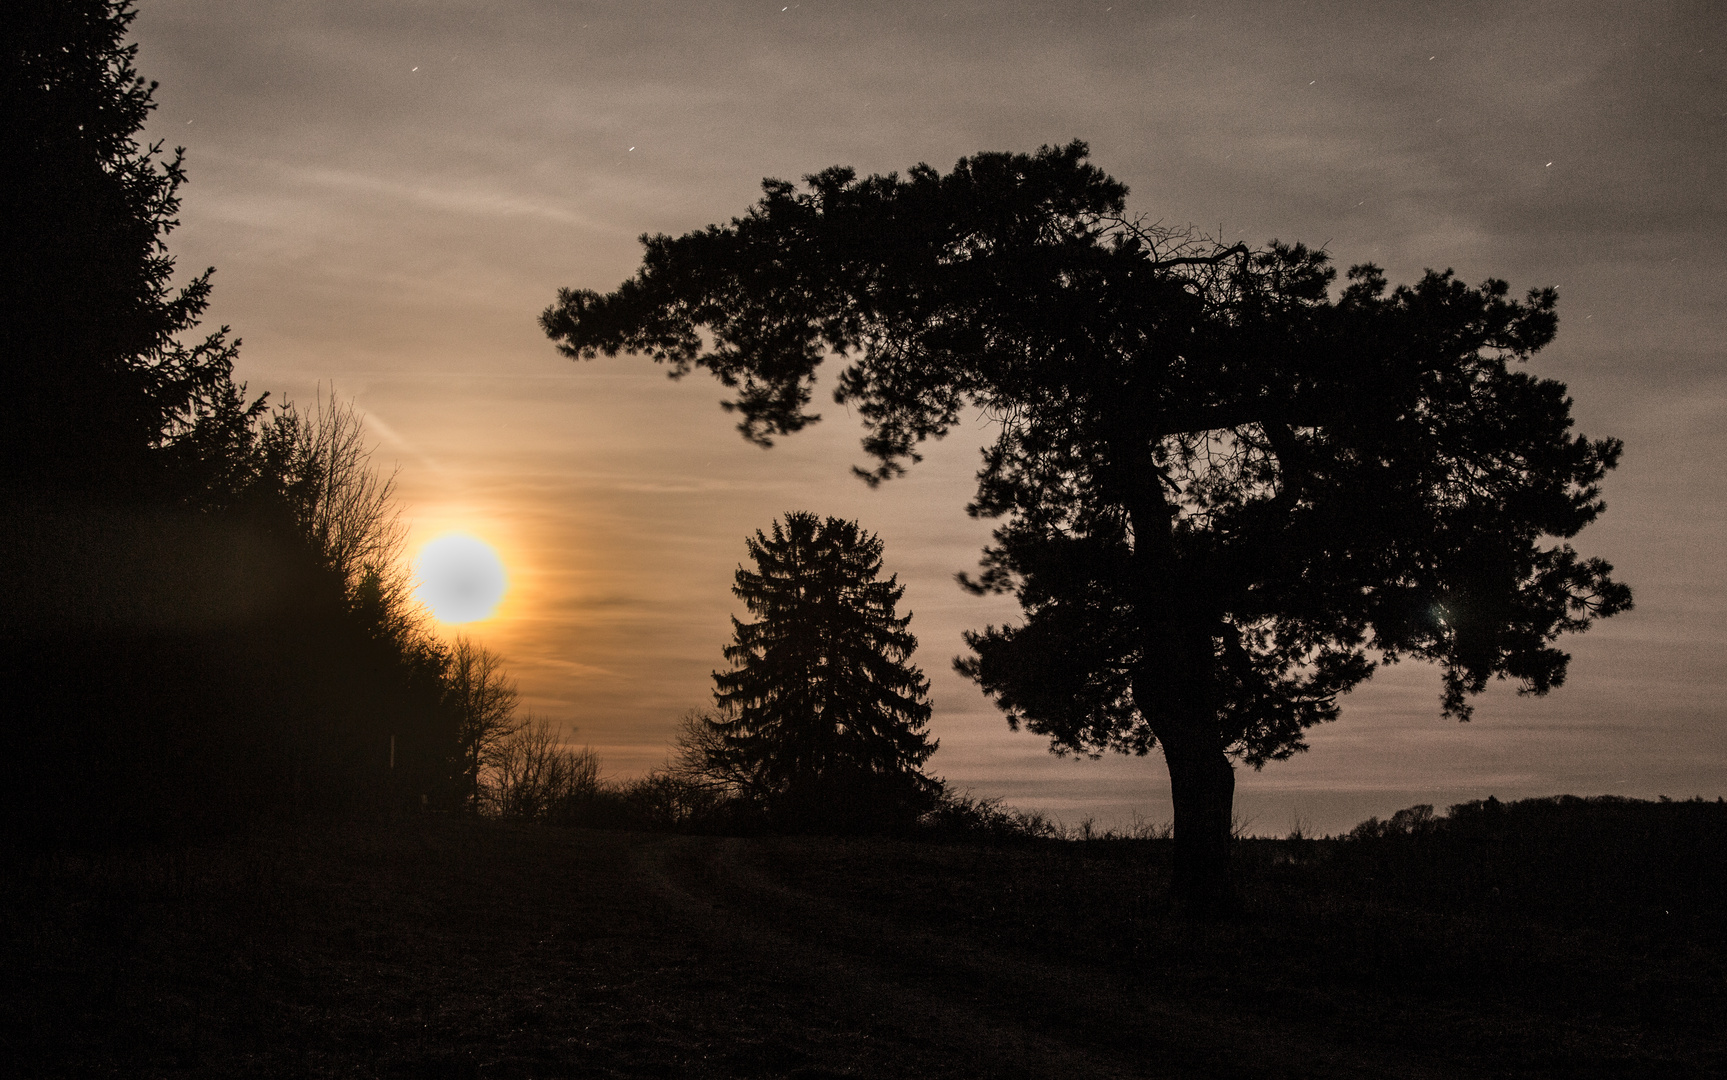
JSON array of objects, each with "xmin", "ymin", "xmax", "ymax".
[{"xmin": 2, "ymin": 798, "xmax": 1722, "ymax": 1078}]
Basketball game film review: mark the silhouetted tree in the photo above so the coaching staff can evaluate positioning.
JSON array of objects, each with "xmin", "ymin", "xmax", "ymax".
[
  {"xmin": 0, "ymin": 2, "xmax": 272, "ymax": 840},
  {"xmin": 666, "ymin": 709, "xmax": 755, "ymax": 795},
  {"xmin": 279, "ymin": 393, "xmax": 406, "ymax": 594},
  {"xmin": 0, "ymin": 0, "xmax": 240, "ymax": 500},
  {"xmin": 704, "ymin": 513, "xmax": 938, "ymax": 831},
  {"xmin": 543, "ymin": 142, "xmax": 1630, "ymax": 910},
  {"xmin": 265, "ymin": 394, "xmax": 460, "ymax": 810},
  {"xmin": 445, "ymin": 637, "xmax": 520, "ymax": 811},
  {"xmin": 484, "ymin": 715, "xmax": 601, "ymax": 820}
]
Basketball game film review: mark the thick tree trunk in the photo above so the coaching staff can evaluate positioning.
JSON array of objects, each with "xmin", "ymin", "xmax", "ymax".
[
  {"xmin": 1118, "ymin": 464, "xmax": 1237, "ymax": 915},
  {"xmin": 1160, "ymin": 725, "xmax": 1237, "ymax": 917}
]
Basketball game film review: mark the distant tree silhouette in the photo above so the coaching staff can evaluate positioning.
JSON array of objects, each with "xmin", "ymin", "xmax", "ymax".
[
  {"xmin": 704, "ymin": 512, "xmax": 938, "ymax": 831},
  {"xmin": 666, "ymin": 709, "xmax": 755, "ymax": 794},
  {"xmin": 543, "ymin": 142, "xmax": 1631, "ymax": 910},
  {"xmin": 445, "ymin": 637, "xmax": 521, "ymax": 811},
  {"xmin": 484, "ymin": 715, "xmax": 601, "ymax": 820}
]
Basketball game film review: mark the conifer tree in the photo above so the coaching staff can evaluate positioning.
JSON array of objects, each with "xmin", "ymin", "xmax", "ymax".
[
  {"xmin": 1, "ymin": 0, "xmax": 239, "ymax": 499},
  {"xmin": 710, "ymin": 512, "xmax": 938, "ymax": 829}
]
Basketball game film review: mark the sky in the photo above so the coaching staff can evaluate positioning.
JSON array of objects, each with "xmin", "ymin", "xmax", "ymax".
[{"xmin": 130, "ymin": 0, "xmax": 1725, "ymax": 834}]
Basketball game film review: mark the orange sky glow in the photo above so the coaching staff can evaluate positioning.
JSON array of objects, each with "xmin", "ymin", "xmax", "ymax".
[{"xmin": 132, "ymin": 1, "xmax": 1725, "ymax": 833}]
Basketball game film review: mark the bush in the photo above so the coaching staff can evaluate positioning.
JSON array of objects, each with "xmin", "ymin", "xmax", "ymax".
[{"xmin": 916, "ymin": 791, "xmax": 1065, "ymax": 842}]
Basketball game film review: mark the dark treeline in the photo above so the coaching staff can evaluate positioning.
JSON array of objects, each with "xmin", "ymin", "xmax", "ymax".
[{"xmin": 0, "ymin": 2, "xmax": 467, "ymax": 845}]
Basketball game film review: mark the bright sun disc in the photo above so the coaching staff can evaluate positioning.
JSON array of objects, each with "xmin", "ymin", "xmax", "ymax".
[{"xmin": 415, "ymin": 533, "xmax": 508, "ymax": 624}]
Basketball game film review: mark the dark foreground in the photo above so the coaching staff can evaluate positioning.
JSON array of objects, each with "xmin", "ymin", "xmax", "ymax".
[{"xmin": 3, "ymin": 802, "xmax": 1722, "ymax": 1079}]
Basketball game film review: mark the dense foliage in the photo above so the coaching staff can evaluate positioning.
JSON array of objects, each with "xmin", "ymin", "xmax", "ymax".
[
  {"xmin": 701, "ymin": 513, "xmax": 939, "ymax": 830},
  {"xmin": 543, "ymin": 141, "xmax": 1630, "ymax": 908}
]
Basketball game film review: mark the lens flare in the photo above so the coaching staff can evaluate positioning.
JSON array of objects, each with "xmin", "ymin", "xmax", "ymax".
[{"xmin": 414, "ymin": 533, "xmax": 508, "ymax": 623}]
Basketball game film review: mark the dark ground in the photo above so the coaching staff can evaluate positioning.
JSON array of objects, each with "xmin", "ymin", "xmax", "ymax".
[{"xmin": 2, "ymin": 802, "xmax": 1722, "ymax": 1078}]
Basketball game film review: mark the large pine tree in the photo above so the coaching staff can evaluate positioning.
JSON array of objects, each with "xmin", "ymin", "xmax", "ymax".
[
  {"xmin": 711, "ymin": 512, "xmax": 938, "ymax": 830},
  {"xmin": 0, "ymin": 0, "xmax": 240, "ymax": 499}
]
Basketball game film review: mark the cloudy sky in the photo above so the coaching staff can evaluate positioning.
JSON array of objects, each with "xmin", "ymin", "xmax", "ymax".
[{"xmin": 132, "ymin": 0, "xmax": 1724, "ymax": 833}]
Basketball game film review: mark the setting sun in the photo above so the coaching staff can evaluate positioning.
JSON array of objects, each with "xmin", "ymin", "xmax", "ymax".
[{"xmin": 414, "ymin": 532, "xmax": 508, "ymax": 624}]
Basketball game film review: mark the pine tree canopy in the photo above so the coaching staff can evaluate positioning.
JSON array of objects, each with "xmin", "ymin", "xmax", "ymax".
[
  {"xmin": 1, "ymin": 0, "xmax": 240, "ymax": 499},
  {"xmin": 712, "ymin": 513, "xmax": 937, "ymax": 816}
]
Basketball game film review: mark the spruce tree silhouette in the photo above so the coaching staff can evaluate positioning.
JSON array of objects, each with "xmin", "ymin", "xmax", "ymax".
[
  {"xmin": 0, "ymin": 0, "xmax": 238, "ymax": 500},
  {"xmin": 708, "ymin": 513, "xmax": 938, "ymax": 831},
  {"xmin": 544, "ymin": 142, "xmax": 1630, "ymax": 911}
]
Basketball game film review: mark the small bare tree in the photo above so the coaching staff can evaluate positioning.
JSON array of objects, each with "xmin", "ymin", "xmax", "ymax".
[
  {"xmin": 263, "ymin": 389, "xmax": 426, "ymax": 643},
  {"xmin": 666, "ymin": 709, "xmax": 763, "ymax": 799},
  {"xmin": 445, "ymin": 636, "xmax": 520, "ymax": 810},
  {"xmin": 291, "ymin": 389, "xmax": 403, "ymax": 586},
  {"xmin": 485, "ymin": 715, "xmax": 601, "ymax": 819}
]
